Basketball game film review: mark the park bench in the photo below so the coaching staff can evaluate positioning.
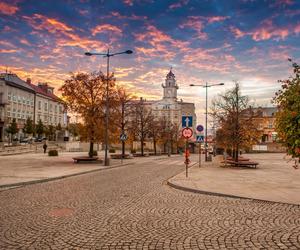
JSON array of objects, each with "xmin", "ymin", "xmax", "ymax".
[
  {"xmin": 221, "ymin": 160, "xmax": 259, "ymax": 169},
  {"xmin": 73, "ymin": 156, "xmax": 98, "ymax": 163},
  {"xmin": 110, "ymin": 154, "xmax": 131, "ymax": 159}
]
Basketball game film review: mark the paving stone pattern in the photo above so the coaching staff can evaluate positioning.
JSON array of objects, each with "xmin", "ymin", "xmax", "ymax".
[{"xmin": 0, "ymin": 158, "xmax": 299, "ymax": 249}]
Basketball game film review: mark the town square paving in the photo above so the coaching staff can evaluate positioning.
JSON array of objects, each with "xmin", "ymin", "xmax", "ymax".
[{"xmin": 0, "ymin": 156, "xmax": 299, "ymax": 249}]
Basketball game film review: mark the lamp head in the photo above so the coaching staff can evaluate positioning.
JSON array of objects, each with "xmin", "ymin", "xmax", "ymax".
[
  {"xmin": 125, "ymin": 50, "xmax": 133, "ymax": 54},
  {"xmin": 84, "ymin": 52, "xmax": 93, "ymax": 56},
  {"xmin": 219, "ymin": 83, "xmax": 225, "ymax": 85},
  {"xmin": 190, "ymin": 84, "xmax": 195, "ymax": 86}
]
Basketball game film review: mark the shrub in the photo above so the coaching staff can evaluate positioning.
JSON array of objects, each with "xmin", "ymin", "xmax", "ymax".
[
  {"xmin": 93, "ymin": 150, "xmax": 98, "ymax": 156},
  {"xmin": 130, "ymin": 149, "xmax": 136, "ymax": 154},
  {"xmin": 48, "ymin": 149, "xmax": 58, "ymax": 156},
  {"xmin": 109, "ymin": 148, "xmax": 116, "ymax": 153}
]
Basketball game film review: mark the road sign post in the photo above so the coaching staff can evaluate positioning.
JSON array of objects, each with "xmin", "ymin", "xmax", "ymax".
[
  {"xmin": 119, "ymin": 133, "xmax": 128, "ymax": 164},
  {"xmin": 196, "ymin": 135, "xmax": 204, "ymax": 167}
]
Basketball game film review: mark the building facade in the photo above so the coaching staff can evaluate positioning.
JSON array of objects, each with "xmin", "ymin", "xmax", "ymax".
[
  {"xmin": 0, "ymin": 73, "xmax": 67, "ymax": 142},
  {"xmin": 151, "ymin": 70, "xmax": 196, "ymax": 131},
  {"xmin": 243, "ymin": 106, "xmax": 285, "ymax": 152}
]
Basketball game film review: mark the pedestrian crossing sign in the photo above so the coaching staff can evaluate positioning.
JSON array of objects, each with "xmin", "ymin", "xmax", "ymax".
[{"xmin": 196, "ymin": 135, "xmax": 204, "ymax": 143}]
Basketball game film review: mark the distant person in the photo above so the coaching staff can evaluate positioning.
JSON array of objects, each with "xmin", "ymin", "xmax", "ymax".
[{"xmin": 43, "ymin": 142, "xmax": 47, "ymax": 154}]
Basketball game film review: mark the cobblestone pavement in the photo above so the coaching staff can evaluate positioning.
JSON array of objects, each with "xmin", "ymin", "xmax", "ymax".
[{"xmin": 0, "ymin": 157, "xmax": 299, "ymax": 249}]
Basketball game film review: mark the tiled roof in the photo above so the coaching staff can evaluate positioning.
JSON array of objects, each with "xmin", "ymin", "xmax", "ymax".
[
  {"xmin": 0, "ymin": 73, "xmax": 63, "ymax": 103},
  {"xmin": 0, "ymin": 73, "xmax": 35, "ymax": 92}
]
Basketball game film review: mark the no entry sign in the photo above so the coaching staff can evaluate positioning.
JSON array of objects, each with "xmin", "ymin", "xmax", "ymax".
[{"xmin": 182, "ymin": 127, "xmax": 193, "ymax": 139}]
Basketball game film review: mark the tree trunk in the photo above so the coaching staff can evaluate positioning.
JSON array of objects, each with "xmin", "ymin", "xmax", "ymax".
[
  {"xmin": 89, "ymin": 130, "xmax": 94, "ymax": 157},
  {"xmin": 153, "ymin": 138, "xmax": 157, "ymax": 155},
  {"xmin": 141, "ymin": 137, "xmax": 144, "ymax": 156}
]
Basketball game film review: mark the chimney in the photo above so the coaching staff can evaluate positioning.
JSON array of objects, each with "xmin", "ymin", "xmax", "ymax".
[{"xmin": 26, "ymin": 78, "xmax": 31, "ymax": 85}]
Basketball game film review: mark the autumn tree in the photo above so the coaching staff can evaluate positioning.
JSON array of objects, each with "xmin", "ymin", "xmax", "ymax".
[
  {"xmin": 60, "ymin": 71, "xmax": 112, "ymax": 157},
  {"xmin": 211, "ymin": 82, "xmax": 260, "ymax": 161},
  {"xmin": 273, "ymin": 59, "xmax": 300, "ymax": 161},
  {"xmin": 130, "ymin": 98, "xmax": 153, "ymax": 156},
  {"xmin": 111, "ymin": 87, "xmax": 136, "ymax": 157}
]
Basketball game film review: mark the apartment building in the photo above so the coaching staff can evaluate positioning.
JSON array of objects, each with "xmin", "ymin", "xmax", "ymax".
[{"xmin": 0, "ymin": 73, "xmax": 67, "ymax": 142}]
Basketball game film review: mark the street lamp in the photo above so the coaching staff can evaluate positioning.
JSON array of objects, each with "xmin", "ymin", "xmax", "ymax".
[
  {"xmin": 85, "ymin": 49, "xmax": 133, "ymax": 166},
  {"xmin": 190, "ymin": 82, "xmax": 224, "ymax": 161}
]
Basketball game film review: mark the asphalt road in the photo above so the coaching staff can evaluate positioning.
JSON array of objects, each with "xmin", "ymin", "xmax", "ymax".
[{"xmin": 0, "ymin": 157, "xmax": 299, "ymax": 249}]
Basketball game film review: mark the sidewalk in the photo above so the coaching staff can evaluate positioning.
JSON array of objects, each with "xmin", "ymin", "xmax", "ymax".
[
  {"xmin": 0, "ymin": 152, "xmax": 135, "ymax": 188},
  {"xmin": 168, "ymin": 153, "xmax": 300, "ymax": 205}
]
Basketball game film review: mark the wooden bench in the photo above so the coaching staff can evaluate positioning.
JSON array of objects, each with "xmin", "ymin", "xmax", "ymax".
[
  {"xmin": 110, "ymin": 154, "xmax": 131, "ymax": 159},
  {"xmin": 73, "ymin": 157, "xmax": 98, "ymax": 163},
  {"xmin": 221, "ymin": 160, "xmax": 259, "ymax": 168}
]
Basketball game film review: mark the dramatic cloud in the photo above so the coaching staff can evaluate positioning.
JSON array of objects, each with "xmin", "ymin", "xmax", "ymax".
[
  {"xmin": 91, "ymin": 24, "xmax": 122, "ymax": 36},
  {"xmin": 1, "ymin": 0, "xmax": 300, "ymax": 118},
  {"xmin": 0, "ymin": 2, "xmax": 19, "ymax": 15},
  {"xmin": 231, "ymin": 19, "xmax": 300, "ymax": 41}
]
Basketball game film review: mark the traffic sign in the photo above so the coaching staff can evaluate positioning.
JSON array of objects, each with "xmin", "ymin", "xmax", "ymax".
[
  {"xmin": 182, "ymin": 127, "xmax": 193, "ymax": 139},
  {"xmin": 196, "ymin": 135, "xmax": 204, "ymax": 143},
  {"xmin": 119, "ymin": 133, "xmax": 127, "ymax": 141},
  {"xmin": 196, "ymin": 124, "xmax": 204, "ymax": 132},
  {"xmin": 182, "ymin": 116, "xmax": 193, "ymax": 128}
]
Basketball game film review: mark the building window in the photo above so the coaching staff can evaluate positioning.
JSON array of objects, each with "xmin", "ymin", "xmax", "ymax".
[
  {"xmin": 44, "ymin": 102, "xmax": 48, "ymax": 112},
  {"xmin": 13, "ymin": 95, "xmax": 17, "ymax": 103},
  {"xmin": 268, "ymin": 123, "xmax": 273, "ymax": 129},
  {"xmin": 55, "ymin": 105, "xmax": 57, "ymax": 113},
  {"xmin": 38, "ymin": 101, "xmax": 41, "ymax": 110},
  {"xmin": 49, "ymin": 103, "xmax": 52, "ymax": 112},
  {"xmin": 8, "ymin": 92, "xmax": 11, "ymax": 100}
]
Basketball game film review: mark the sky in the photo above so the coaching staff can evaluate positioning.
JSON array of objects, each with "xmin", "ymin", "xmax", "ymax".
[{"xmin": 1, "ymin": 0, "xmax": 300, "ymax": 124}]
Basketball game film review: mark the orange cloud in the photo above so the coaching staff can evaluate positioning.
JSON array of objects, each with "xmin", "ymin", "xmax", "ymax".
[
  {"xmin": 0, "ymin": 2, "xmax": 19, "ymax": 15},
  {"xmin": 134, "ymin": 24, "xmax": 190, "ymax": 61},
  {"xmin": 206, "ymin": 16, "xmax": 229, "ymax": 23},
  {"xmin": 0, "ymin": 49, "xmax": 19, "ymax": 53},
  {"xmin": 179, "ymin": 16, "xmax": 207, "ymax": 40},
  {"xmin": 231, "ymin": 20, "xmax": 300, "ymax": 41},
  {"xmin": 91, "ymin": 24, "xmax": 122, "ymax": 36},
  {"xmin": 23, "ymin": 14, "xmax": 107, "ymax": 50},
  {"xmin": 23, "ymin": 14, "xmax": 73, "ymax": 34}
]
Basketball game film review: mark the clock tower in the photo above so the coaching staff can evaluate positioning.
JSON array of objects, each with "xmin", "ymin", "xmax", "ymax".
[{"xmin": 162, "ymin": 69, "xmax": 178, "ymax": 100}]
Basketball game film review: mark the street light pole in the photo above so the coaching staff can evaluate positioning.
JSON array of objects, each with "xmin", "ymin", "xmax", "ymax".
[
  {"xmin": 85, "ymin": 49, "xmax": 133, "ymax": 166},
  {"xmin": 190, "ymin": 82, "xmax": 224, "ymax": 162}
]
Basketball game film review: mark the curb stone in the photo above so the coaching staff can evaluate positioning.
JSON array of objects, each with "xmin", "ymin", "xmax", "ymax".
[{"xmin": 166, "ymin": 178, "xmax": 300, "ymax": 207}]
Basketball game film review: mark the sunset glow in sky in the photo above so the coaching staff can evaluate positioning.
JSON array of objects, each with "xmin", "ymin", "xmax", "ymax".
[{"xmin": 1, "ymin": 0, "xmax": 300, "ymax": 123}]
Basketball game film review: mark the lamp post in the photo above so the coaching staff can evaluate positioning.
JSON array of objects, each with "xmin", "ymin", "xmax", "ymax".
[
  {"xmin": 85, "ymin": 49, "xmax": 133, "ymax": 166},
  {"xmin": 190, "ymin": 82, "xmax": 224, "ymax": 161}
]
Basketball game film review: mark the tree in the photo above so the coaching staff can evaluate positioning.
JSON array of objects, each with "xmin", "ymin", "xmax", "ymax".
[
  {"xmin": 111, "ymin": 87, "xmax": 136, "ymax": 158},
  {"xmin": 273, "ymin": 59, "xmax": 300, "ymax": 161},
  {"xmin": 46, "ymin": 125, "xmax": 56, "ymax": 141},
  {"xmin": 130, "ymin": 98, "xmax": 153, "ymax": 156},
  {"xmin": 23, "ymin": 117, "xmax": 34, "ymax": 136},
  {"xmin": 68, "ymin": 123, "xmax": 80, "ymax": 138},
  {"xmin": 36, "ymin": 119, "xmax": 44, "ymax": 138},
  {"xmin": 6, "ymin": 118, "xmax": 19, "ymax": 142},
  {"xmin": 211, "ymin": 82, "xmax": 260, "ymax": 161},
  {"xmin": 60, "ymin": 71, "xmax": 114, "ymax": 157}
]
